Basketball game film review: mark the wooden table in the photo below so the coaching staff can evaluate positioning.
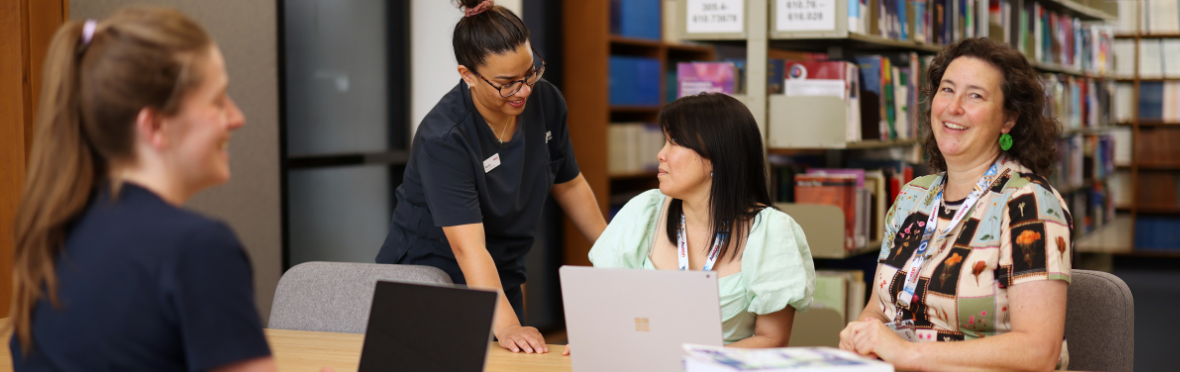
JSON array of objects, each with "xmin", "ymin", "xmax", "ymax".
[{"xmin": 267, "ymin": 329, "xmax": 572, "ymax": 372}]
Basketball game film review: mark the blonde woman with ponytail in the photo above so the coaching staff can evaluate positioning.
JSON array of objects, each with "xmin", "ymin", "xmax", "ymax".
[{"xmin": 8, "ymin": 7, "xmax": 311, "ymax": 372}]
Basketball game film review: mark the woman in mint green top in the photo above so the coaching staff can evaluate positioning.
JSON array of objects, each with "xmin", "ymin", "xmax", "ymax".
[{"xmin": 588, "ymin": 93, "xmax": 815, "ymax": 347}]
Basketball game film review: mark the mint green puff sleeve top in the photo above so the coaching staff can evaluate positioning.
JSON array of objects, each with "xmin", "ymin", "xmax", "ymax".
[{"xmin": 588, "ymin": 189, "xmax": 816, "ymax": 344}]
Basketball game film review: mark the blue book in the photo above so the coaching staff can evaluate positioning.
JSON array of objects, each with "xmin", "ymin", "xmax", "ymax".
[
  {"xmin": 855, "ymin": 56, "xmax": 885, "ymax": 140},
  {"xmin": 636, "ymin": 58, "xmax": 661, "ymax": 105},
  {"xmin": 619, "ymin": 0, "xmax": 661, "ymax": 39},
  {"xmin": 897, "ymin": 0, "xmax": 909, "ymax": 40},
  {"xmin": 1139, "ymin": 82, "xmax": 1164, "ymax": 120},
  {"xmin": 609, "ymin": 56, "xmax": 634, "ymax": 105},
  {"xmin": 610, "ymin": 0, "xmax": 621, "ymax": 34}
]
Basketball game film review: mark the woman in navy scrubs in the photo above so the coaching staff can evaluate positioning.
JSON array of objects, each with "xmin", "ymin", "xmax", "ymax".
[
  {"xmin": 375, "ymin": 0, "xmax": 607, "ymax": 354},
  {"xmin": 9, "ymin": 8, "xmax": 284, "ymax": 372}
]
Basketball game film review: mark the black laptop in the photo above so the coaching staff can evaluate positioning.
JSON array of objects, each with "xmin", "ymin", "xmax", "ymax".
[{"xmin": 357, "ymin": 280, "xmax": 498, "ymax": 372}]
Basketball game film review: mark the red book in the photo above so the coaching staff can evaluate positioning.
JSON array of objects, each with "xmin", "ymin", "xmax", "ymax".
[{"xmin": 795, "ymin": 174, "xmax": 858, "ymax": 251}]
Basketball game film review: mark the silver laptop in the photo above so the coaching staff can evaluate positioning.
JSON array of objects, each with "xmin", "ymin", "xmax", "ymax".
[{"xmin": 560, "ymin": 266, "xmax": 724, "ymax": 372}]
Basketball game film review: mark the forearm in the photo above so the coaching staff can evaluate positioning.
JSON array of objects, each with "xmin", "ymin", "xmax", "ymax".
[
  {"xmin": 453, "ymin": 246, "xmax": 519, "ymax": 334},
  {"xmin": 727, "ymin": 335, "xmax": 788, "ymax": 348},
  {"xmin": 553, "ymin": 174, "xmax": 607, "ymax": 243},
  {"xmin": 445, "ymin": 224, "xmax": 521, "ymax": 336},
  {"xmin": 902, "ymin": 331, "xmax": 1062, "ymax": 372},
  {"xmin": 729, "ymin": 308, "xmax": 794, "ymax": 348},
  {"xmin": 858, "ymin": 279, "xmax": 890, "ymax": 323}
]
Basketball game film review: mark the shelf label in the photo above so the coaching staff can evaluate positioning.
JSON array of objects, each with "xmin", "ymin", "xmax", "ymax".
[
  {"xmin": 686, "ymin": 0, "xmax": 744, "ymax": 34},
  {"xmin": 776, "ymin": 0, "xmax": 836, "ymax": 32}
]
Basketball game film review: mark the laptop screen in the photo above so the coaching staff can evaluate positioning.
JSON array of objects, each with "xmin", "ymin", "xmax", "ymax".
[{"xmin": 358, "ymin": 280, "xmax": 497, "ymax": 372}]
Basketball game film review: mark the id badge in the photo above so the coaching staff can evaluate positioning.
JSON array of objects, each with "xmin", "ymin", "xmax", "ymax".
[{"xmin": 885, "ymin": 320, "xmax": 918, "ymax": 342}]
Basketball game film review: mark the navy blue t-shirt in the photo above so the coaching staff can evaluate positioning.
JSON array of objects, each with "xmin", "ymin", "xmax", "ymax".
[
  {"xmin": 376, "ymin": 79, "xmax": 579, "ymax": 301},
  {"xmin": 11, "ymin": 183, "xmax": 271, "ymax": 371}
]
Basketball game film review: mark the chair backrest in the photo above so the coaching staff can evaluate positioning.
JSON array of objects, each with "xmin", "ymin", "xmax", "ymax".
[
  {"xmin": 268, "ymin": 261, "xmax": 452, "ymax": 333},
  {"xmin": 1064, "ymin": 269, "xmax": 1134, "ymax": 372}
]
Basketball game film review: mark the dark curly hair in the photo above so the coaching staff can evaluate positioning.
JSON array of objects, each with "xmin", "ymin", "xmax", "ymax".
[{"xmin": 921, "ymin": 37, "xmax": 1060, "ymax": 175}]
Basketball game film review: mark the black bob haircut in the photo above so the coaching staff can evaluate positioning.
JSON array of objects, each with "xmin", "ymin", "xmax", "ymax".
[
  {"xmin": 453, "ymin": 0, "xmax": 530, "ymax": 71},
  {"xmin": 659, "ymin": 93, "xmax": 775, "ymax": 262}
]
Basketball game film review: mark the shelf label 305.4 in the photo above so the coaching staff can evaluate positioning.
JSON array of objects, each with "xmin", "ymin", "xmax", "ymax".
[{"xmin": 686, "ymin": 0, "xmax": 745, "ymax": 34}]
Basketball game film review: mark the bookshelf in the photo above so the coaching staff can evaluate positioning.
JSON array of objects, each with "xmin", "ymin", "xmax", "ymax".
[
  {"xmin": 1110, "ymin": 8, "xmax": 1180, "ymax": 252},
  {"xmin": 563, "ymin": 0, "xmax": 1121, "ymax": 262},
  {"xmin": 562, "ymin": 1, "xmax": 717, "ymax": 266},
  {"xmin": 666, "ymin": 0, "xmax": 1116, "ymax": 258}
]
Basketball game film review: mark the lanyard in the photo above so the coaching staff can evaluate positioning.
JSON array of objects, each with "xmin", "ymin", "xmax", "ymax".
[
  {"xmin": 677, "ymin": 213, "xmax": 727, "ymax": 272},
  {"xmin": 896, "ymin": 156, "xmax": 1008, "ymax": 312}
]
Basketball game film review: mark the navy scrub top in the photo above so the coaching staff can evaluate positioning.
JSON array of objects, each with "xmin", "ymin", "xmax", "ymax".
[
  {"xmin": 11, "ymin": 183, "xmax": 270, "ymax": 371},
  {"xmin": 376, "ymin": 79, "xmax": 579, "ymax": 308}
]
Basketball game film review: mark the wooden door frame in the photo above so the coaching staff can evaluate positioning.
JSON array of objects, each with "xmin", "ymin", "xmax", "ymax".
[{"xmin": 0, "ymin": 0, "xmax": 67, "ymax": 318}]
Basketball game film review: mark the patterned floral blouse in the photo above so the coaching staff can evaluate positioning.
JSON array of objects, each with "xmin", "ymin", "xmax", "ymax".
[{"xmin": 874, "ymin": 158, "xmax": 1072, "ymax": 362}]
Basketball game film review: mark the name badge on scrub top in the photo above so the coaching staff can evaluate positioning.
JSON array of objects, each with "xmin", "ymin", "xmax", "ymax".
[{"xmin": 484, "ymin": 153, "xmax": 501, "ymax": 173}]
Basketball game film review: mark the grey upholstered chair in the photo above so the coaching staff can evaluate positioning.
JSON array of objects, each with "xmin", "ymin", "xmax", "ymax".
[
  {"xmin": 268, "ymin": 261, "xmax": 453, "ymax": 334},
  {"xmin": 1064, "ymin": 269, "xmax": 1135, "ymax": 372}
]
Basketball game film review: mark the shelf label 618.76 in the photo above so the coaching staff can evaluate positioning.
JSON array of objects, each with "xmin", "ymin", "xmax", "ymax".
[{"xmin": 776, "ymin": 0, "xmax": 836, "ymax": 32}]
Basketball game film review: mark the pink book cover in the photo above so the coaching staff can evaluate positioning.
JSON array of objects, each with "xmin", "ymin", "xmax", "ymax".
[{"xmin": 677, "ymin": 62, "xmax": 736, "ymax": 98}]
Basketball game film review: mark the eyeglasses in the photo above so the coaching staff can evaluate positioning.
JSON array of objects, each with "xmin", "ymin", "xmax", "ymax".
[{"xmin": 470, "ymin": 47, "xmax": 546, "ymax": 98}]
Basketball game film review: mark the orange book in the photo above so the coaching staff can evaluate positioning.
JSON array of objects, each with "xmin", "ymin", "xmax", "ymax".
[{"xmin": 795, "ymin": 174, "xmax": 858, "ymax": 251}]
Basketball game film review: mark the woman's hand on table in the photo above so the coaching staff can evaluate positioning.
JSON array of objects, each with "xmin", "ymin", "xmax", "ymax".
[
  {"xmin": 562, "ymin": 344, "xmax": 570, "ymax": 356},
  {"xmin": 497, "ymin": 324, "xmax": 548, "ymax": 353},
  {"xmin": 838, "ymin": 319, "xmax": 915, "ymax": 364}
]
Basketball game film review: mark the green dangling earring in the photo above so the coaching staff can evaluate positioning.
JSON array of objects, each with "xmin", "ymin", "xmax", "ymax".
[{"xmin": 999, "ymin": 133, "xmax": 1013, "ymax": 151}]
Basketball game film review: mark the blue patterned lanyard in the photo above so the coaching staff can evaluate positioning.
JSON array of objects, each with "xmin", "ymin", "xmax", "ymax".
[
  {"xmin": 896, "ymin": 156, "xmax": 1006, "ymax": 311},
  {"xmin": 677, "ymin": 213, "xmax": 727, "ymax": 271}
]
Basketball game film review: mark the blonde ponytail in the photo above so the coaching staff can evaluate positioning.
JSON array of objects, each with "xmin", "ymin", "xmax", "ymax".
[{"xmin": 9, "ymin": 7, "xmax": 212, "ymax": 352}]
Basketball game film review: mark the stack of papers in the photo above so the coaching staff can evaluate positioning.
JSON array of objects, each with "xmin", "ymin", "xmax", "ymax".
[{"xmin": 682, "ymin": 344, "xmax": 893, "ymax": 372}]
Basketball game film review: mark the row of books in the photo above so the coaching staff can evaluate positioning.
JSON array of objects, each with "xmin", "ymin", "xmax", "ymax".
[
  {"xmin": 1010, "ymin": 4, "xmax": 1115, "ymax": 75},
  {"xmin": 1113, "ymin": 38, "xmax": 1180, "ymax": 79},
  {"xmin": 1043, "ymin": 75, "xmax": 1113, "ymax": 130},
  {"xmin": 1050, "ymin": 134, "xmax": 1115, "ymax": 192},
  {"xmin": 607, "ymin": 122, "xmax": 664, "ymax": 175},
  {"xmin": 855, "ymin": 54, "xmax": 927, "ymax": 141},
  {"xmin": 609, "ymin": 56, "xmax": 662, "ymax": 106},
  {"xmin": 1136, "ymin": 82, "xmax": 1180, "ymax": 122},
  {"xmin": 1087, "ymin": 134, "xmax": 1117, "ymax": 183},
  {"xmin": 843, "ymin": 0, "xmax": 1115, "ymax": 75},
  {"xmin": 676, "ymin": 54, "xmax": 929, "ymax": 142},
  {"xmin": 1067, "ymin": 181, "xmax": 1114, "ymax": 237},
  {"xmin": 795, "ymin": 172, "xmax": 875, "ymax": 251},
  {"xmin": 609, "ymin": 0, "xmax": 661, "ymax": 40},
  {"xmin": 1136, "ymin": 172, "xmax": 1180, "ymax": 208},
  {"xmin": 1135, "ymin": 217, "xmax": 1180, "ymax": 250},
  {"xmin": 846, "ymin": 0, "xmax": 979, "ymax": 45},
  {"xmin": 1118, "ymin": 0, "xmax": 1180, "ymax": 35},
  {"xmin": 1135, "ymin": 127, "xmax": 1180, "ymax": 166},
  {"xmin": 1051, "ymin": 135, "xmax": 1085, "ymax": 191},
  {"xmin": 781, "ymin": 162, "xmax": 919, "ymax": 251}
]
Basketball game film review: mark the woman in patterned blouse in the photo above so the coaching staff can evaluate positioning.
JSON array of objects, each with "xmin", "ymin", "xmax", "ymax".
[{"xmin": 838, "ymin": 37, "xmax": 1074, "ymax": 371}]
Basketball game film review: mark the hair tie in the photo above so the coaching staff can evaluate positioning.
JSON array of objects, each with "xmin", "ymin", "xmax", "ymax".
[
  {"xmin": 81, "ymin": 19, "xmax": 97, "ymax": 47},
  {"xmin": 464, "ymin": 0, "xmax": 494, "ymax": 17}
]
